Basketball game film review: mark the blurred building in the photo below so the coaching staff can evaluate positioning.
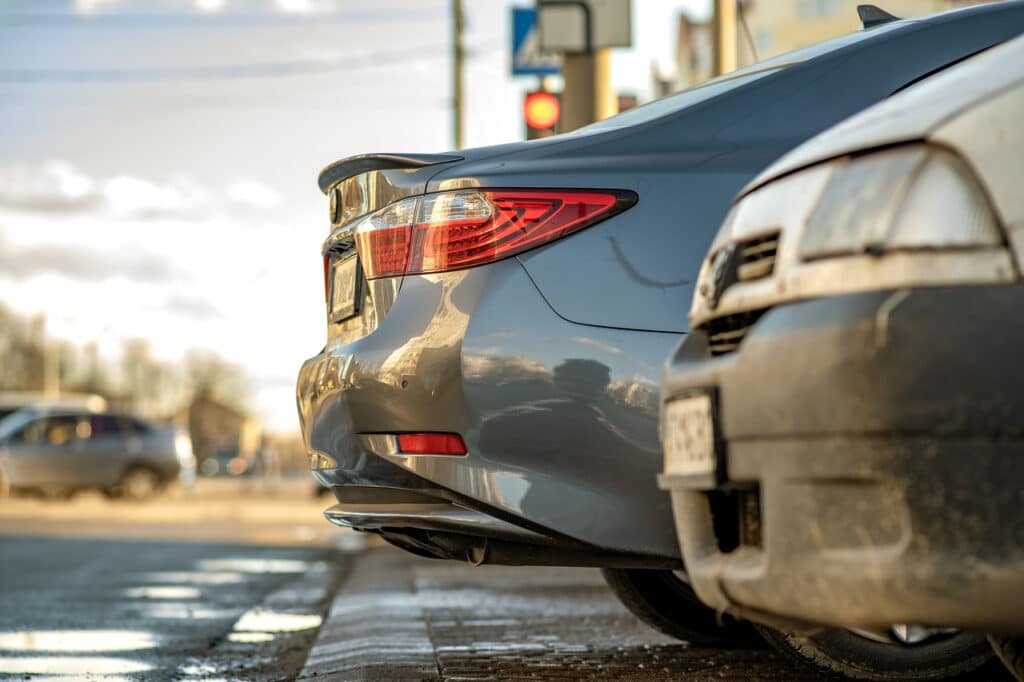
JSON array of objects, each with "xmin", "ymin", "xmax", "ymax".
[
  {"xmin": 662, "ymin": 0, "xmax": 998, "ymax": 94},
  {"xmin": 653, "ymin": 13, "xmax": 713, "ymax": 98},
  {"xmin": 171, "ymin": 391, "xmax": 261, "ymax": 475},
  {"xmin": 738, "ymin": 0, "xmax": 996, "ymax": 66}
]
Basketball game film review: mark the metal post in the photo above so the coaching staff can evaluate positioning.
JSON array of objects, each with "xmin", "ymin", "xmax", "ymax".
[
  {"xmin": 713, "ymin": 0, "xmax": 737, "ymax": 76},
  {"xmin": 452, "ymin": 0, "xmax": 465, "ymax": 149}
]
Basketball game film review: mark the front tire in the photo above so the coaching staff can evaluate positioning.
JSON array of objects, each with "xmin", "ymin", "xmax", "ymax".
[
  {"xmin": 757, "ymin": 625, "xmax": 998, "ymax": 681},
  {"xmin": 989, "ymin": 635, "xmax": 1024, "ymax": 682},
  {"xmin": 601, "ymin": 568, "xmax": 754, "ymax": 647}
]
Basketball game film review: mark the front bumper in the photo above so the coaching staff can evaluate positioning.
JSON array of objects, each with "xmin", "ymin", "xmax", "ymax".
[
  {"xmin": 298, "ymin": 258, "xmax": 682, "ymax": 562},
  {"xmin": 660, "ymin": 284, "xmax": 1024, "ymax": 633}
]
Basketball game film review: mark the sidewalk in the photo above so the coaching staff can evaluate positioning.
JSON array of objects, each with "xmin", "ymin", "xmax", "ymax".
[{"xmin": 298, "ymin": 547, "xmax": 821, "ymax": 681}]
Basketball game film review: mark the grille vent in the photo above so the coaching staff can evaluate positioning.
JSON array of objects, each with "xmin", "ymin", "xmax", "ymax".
[
  {"xmin": 736, "ymin": 232, "xmax": 779, "ymax": 282},
  {"xmin": 704, "ymin": 308, "xmax": 766, "ymax": 357}
]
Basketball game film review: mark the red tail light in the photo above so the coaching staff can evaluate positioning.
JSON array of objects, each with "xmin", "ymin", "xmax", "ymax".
[
  {"xmin": 397, "ymin": 432, "xmax": 467, "ymax": 456},
  {"xmin": 353, "ymin": 189, "xmax": 635, "ymax": 280}
]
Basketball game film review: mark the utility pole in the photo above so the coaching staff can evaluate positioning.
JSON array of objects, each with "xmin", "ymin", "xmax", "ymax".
[
  {"xmin": 560, "ymin": 49, "xmax": 615, "ymax": 133},
  {"xmin": 452, "ymin": 0, "xmax": 464, "ymax": 150},
  {"xmin": 33, "ymin": 314, "xmax": 59, "ymax": 397},
  {"xmin": 713, "ymin": 0, "xmax": 737, "ymax": 76}
]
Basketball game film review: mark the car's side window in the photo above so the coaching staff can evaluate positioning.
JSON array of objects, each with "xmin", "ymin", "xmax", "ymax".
[
  {"xmin": 88, "ymin": 415, "xmax": 123, "ymax": 439},
  {"xmin": 17, "ymin": 416, "xmax": 81, "ymax": 446}
]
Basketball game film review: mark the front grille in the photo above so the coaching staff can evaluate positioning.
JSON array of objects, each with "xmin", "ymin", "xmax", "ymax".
[
  {"xmin": 736, "ymin": 232, "xmax": 779, "ymax": 282},
  {"xmin": 703, "ymin": 308, "xmax": 766, "ymax": 357}
]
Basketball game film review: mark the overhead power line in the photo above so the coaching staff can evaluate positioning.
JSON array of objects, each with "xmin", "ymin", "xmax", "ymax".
[
  {"xmin": 0, "ymin": 44, "xmax": 450, "ymax": 83},
  {"xmin": 0, "ymin": 8, "xmax": 446, "ymax": 29}
]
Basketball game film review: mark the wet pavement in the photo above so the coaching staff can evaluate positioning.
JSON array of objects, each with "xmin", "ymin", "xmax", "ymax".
[
  {"xmin": 301, "ymin": 548, "xmax": 827, "ymax": 681},
  {"xmin": 0, "ymin": 535, "xmax": 345, "ymax": 680},
  {"xmin": 0, "ymin": 480, "xmax": 351, "ymax": 680}
]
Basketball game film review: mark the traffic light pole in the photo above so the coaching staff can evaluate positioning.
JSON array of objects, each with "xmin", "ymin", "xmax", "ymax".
[
  {"xmin": 560, "ymin": 48, "xmax": 615, "ymax": 133},
  {"xmin": 452, "ymin": 0, "xmax": 464, "ymax": 149}
]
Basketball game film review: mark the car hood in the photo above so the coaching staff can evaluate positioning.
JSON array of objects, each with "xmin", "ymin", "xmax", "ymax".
[{"xmin": 742, "ymin": 33, "xmax": 1024, "ymax": 197}]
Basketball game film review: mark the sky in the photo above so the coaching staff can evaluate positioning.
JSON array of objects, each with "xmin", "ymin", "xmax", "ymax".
[{"xmin": 0, "ymin": 0, "xmax": 708, "ymax": 431}]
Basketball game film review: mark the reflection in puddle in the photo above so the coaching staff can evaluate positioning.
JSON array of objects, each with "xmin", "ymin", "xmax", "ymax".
[
  {"xmin": 179, "ymin": 661, "xmax": 221, "ymax": 675},
  {"xmin": 0, "ymin": 656, "xmax": 152, "ymax": 674},
  {"xmin": 0, "ymin": 630, "xmax": 156, "ymax": 652},
  {"xmin": 126, "ymin": 586, "xmax": 202, "ymax": 600},
  {"xmin": 145, "ymin": 604, "xmax": 235, "ymax": 620},
  {"xmin": 143, "ymin": 570, "xmax": 245, "ymax": 584},
  {"xmin": 198, "ymin": 558, "xmax": 312, "ymax": 574},
  {"xmin": 227, "ymin": 631, "xmax": 275, "ymax": 643},
  {"xmin": 233, "ymin": 608, "xmax": 322, "ymax": 633}
]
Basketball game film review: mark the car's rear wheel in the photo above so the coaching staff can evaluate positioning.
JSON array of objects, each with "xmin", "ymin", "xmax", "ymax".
[
  {"xmin": 989, "ymin": 634, "xmax": 1024, "ymax": 682},
  {"xmin": 116, "ymin": 466, "xmax": 162, "ymax": 501},
  {"xmin": 757, "ymin": 625, "xmax": 998, "ymax": 681},
  {"xmin": 601, "ymin": 568, "xmax": 754, "ymax": 647}
]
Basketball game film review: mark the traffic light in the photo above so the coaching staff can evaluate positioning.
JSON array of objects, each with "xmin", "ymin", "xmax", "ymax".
[{"xmin": 524, "ymin": 90, "xmax": 560, "ymax": 140}]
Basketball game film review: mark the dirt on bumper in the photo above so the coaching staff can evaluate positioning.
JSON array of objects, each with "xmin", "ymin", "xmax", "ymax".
[{"xmin": 660, "ymin": 284, "xmax": 1024, "ymax": 633}]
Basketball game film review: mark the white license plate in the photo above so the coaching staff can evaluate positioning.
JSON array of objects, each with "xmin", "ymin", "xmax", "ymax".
[
  {"xmin": 330, "ymin": 254, "xmax": 359, "ymax": 321},
  {"xmin": 663, "ymin": 395, "xmax": 717, "ymax": 480}
]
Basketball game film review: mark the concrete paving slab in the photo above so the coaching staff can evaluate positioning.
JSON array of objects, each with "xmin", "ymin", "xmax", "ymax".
[{"xmin": 299, "ymin": 547, "xmax": 826, "ymax": 681}]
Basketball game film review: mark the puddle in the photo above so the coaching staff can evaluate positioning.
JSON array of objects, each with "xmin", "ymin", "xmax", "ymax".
[
  {"xmin": 144, "ymin": 603, "xmax": 235, "ymax": 619},
  {"xmin": 179, "ymin": 661, "xmax": 221, "ymax": 675},
  {"xmin": 143, "ymin": 570, "xmax": 246, "ymax": 585},
  {"xmin": 227, "ymin": 632, "xmax": 275, "ymax": 643},
  {"xmin": 233, "ymin": 608, "xmax": 322, "ymax": 633},
  {"xmin": 0, "ymin": 630, "xmax": 156, "ymax": 652},
  {"xmin": 0, "ymin": 656, "xmax": 152, "ymax": 674},
  {"xmin": 126, "ymin": 586, "xmax": 202, "ymax": 600},
  {"xmin": 198, "ymin": 558, "xmax": 312, "ymax": 574}
]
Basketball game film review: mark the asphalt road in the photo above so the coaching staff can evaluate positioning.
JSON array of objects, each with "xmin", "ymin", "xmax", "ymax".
[
  {"xmin": 0, "ymin": 479, "xmax": 350, "ymax": 681},
  {"xmin": 0, "ymin": 535, "xmax": 345, "ymax": 680}
]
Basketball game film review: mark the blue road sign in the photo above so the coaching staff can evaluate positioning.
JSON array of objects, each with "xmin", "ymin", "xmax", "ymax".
[{"xmin": 511, "ymin": 7, "xmax": 561, "ymax": 77}]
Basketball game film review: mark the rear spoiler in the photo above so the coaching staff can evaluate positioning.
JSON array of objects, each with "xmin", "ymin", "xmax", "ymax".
[{"xmin": 317, "ymin": 153, "xmax": 463, "ymax": 194}]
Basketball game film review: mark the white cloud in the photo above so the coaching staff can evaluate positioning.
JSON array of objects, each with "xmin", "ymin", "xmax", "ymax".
[
  {"xmin": 73, "ymin": 0, "xmax": 124, "ymax": 15},
  {"xmin": 0, "ymin": 161, "xmax": 220, "ymax": 221},
  {"xmin": 104, "ymin": 175, "xmax": 198, "ymax": 218},
  {"xmin": 228, "ymin": 181, "xmax": 282, "ymax": 209},
  {"xmin": 275, "ymin": 0, "xmax": 314, "ymax": 14},
  {"xmin": 195, "ymin": 0, "xmax": 227, "ymax": 12},
  {"xmin": 0, "ymin": 161, "xmax": 98, "ymax": 212}
]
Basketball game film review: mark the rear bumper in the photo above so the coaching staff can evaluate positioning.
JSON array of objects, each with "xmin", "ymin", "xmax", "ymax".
[
  {"xmin": 660, "ymin": 285, "xmax": 1024, "ymax": 633},
  {"xmin": 298, "ymin": 258, "xmax": 682, "ymax": 562}
]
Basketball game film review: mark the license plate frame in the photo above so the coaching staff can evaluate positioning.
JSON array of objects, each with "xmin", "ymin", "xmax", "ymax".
[
  {"xmin": 662, "ymin": 392, "xmax": 722, "ymax": 488},
  {"xmin": 329, "ymin": 252, "xmax": 361, "ymax": 323}
]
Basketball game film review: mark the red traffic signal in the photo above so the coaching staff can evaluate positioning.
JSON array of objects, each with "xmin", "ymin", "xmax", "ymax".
[{"xmin": 524, "ymin": 91, "xmax": 560, "ymax": 138}]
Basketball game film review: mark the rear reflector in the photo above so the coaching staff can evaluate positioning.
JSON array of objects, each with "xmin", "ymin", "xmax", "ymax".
[
  {"xmin": 352, "ymin": 189, "xmax": 636, "ymax": 279},
  {"xmin": 396, "ymin": 433, "xmax": 467, "ymax": 456}
]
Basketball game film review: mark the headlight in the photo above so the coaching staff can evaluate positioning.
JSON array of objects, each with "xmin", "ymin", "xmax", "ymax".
[{"xmin": 800, "ymin": 146, "xmax": 1001, "ymax": 260}]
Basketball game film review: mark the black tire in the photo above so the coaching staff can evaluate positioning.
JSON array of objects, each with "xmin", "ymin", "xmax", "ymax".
[
  {"xmin": 757, "ymin": 625, "xmax": 1000, "ymax": 681},
  {"xmin": 116, "ymin": 466, "xmax": 163, "ymax": 501},
  {"xmin": 601, "ymin": 568, "xmax": 756, "ymax": 647},
  {"xmin": 989, "ymin": 635, "xmax": 1024, "ymax": 682}
]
